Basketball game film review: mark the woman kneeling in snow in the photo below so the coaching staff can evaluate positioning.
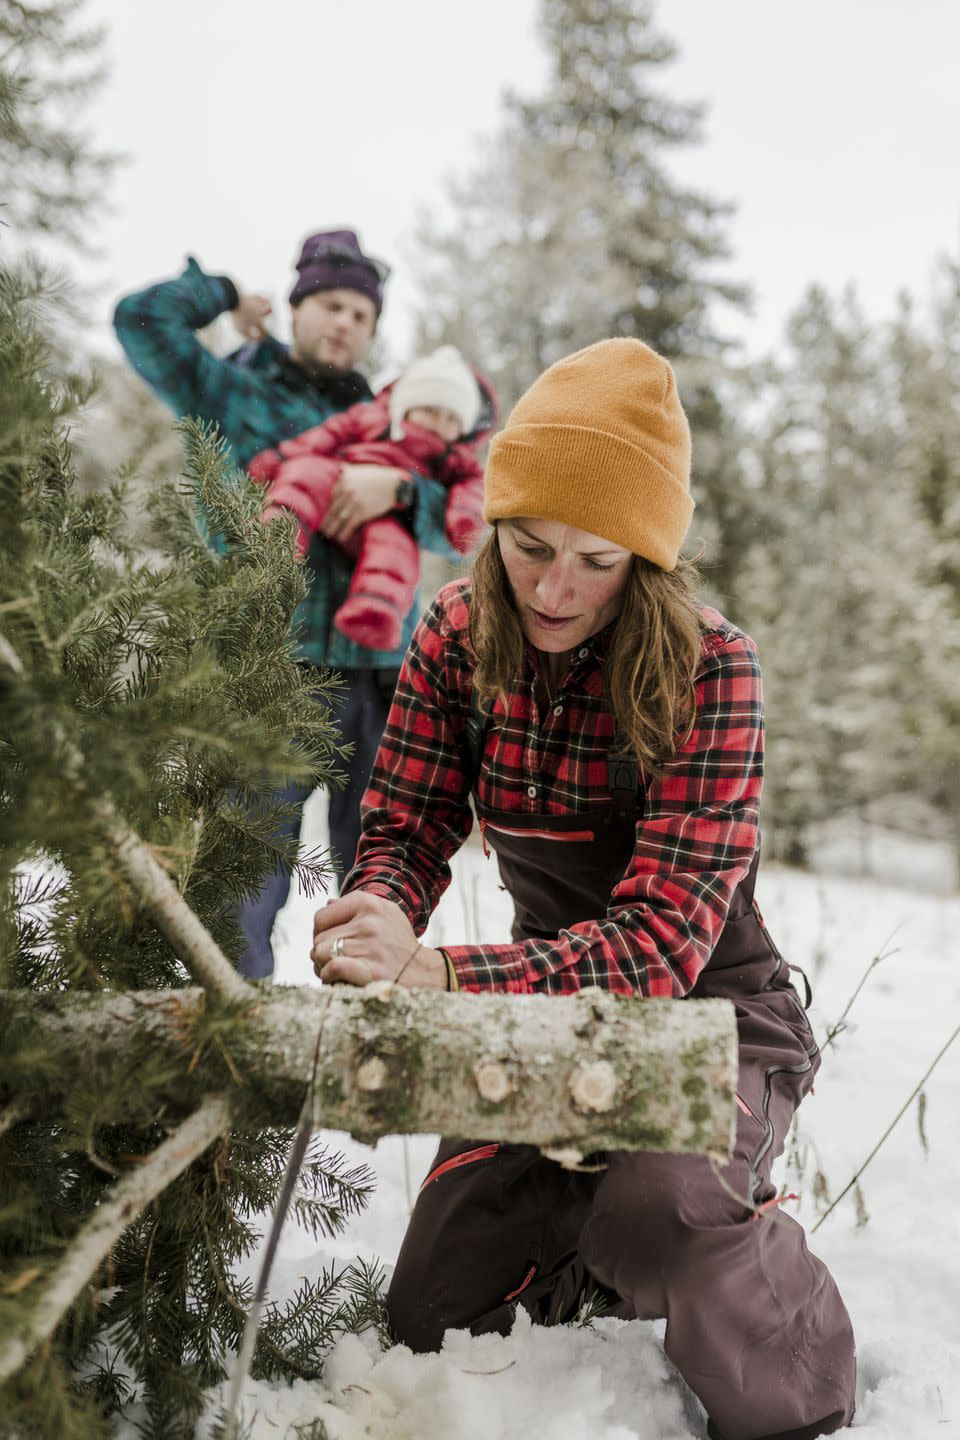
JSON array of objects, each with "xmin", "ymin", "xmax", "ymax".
[{"xmin": 311, "ymin": 338, "xmax": 857, "ymax": 1440}]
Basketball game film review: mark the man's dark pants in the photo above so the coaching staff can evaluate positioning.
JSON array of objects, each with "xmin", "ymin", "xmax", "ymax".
[{"xmin": 235, "ymin": 667, "xmax": 398, "ymax": 979}]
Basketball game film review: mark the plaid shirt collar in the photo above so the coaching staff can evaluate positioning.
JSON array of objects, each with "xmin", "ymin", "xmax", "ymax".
[{"xmin": 519, "ymin": 622, "xmax": 611, "ymax": 695}]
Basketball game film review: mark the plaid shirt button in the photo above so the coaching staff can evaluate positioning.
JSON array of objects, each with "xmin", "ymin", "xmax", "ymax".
[
  {"xmin": 553, "ymin": 704, "xmax": 563, "ymax": 716},
  {"xmin": 526, "ymin": 785, "xmax": 537, "ymax": 798}
]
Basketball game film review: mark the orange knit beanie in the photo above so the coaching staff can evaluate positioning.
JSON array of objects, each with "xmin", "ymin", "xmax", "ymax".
[{"xmin": 483, "ymin": 338, "xmax": 693, "ymax": 570}]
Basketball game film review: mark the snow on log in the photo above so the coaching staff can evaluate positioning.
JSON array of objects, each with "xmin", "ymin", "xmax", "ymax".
[{"xmin": 0, "ymin": 984, "xmax": 738, "ymax": 1161}]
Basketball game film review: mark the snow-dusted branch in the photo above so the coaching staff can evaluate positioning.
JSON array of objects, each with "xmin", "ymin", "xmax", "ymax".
[
  {"xmin": 0, "ymin": 1093, "xmax": 233, "ymax": 1385},
  {"xmin": 0, "ymin": 984, "xmax": 738, "ymax": 1160}
]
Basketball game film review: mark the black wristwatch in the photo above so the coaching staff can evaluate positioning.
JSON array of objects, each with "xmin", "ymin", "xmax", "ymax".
[{"xmin": 395, "ymin": 475, "xmax": 416, "ymax": 510}]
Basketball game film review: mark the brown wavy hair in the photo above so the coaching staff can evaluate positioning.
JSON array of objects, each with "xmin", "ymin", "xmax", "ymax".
[{"xmin": 468, "ymin": 526, "xmax": 704, "ymax": 775}]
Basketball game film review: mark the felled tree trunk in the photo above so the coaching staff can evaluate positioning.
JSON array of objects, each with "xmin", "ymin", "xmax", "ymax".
[{"xmin": 1, "ymin": 983, "xmax": 737, "ymax": 1161}]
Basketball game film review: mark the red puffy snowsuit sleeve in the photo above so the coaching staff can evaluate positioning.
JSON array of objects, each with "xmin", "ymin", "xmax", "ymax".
[
  {"xmin": 433, "ymin": 444, "xmax": 485, "ymax": 554},
  {"xmin": 248, "ymin": 404, "xmax": 373, "ymax": 553}
]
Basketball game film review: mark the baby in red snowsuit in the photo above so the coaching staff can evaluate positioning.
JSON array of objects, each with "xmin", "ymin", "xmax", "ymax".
[{"xmin": 249, "ymin": 346, "xmax": 489, "ymax": 651}]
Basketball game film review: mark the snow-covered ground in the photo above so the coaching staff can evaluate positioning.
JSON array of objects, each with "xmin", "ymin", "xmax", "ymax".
[{"xmin": 213, "ymin": 791, "xmax": 960, "ymax": 1439}]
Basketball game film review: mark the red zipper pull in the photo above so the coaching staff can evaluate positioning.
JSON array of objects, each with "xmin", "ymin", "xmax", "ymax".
[{"xmin": 479, "ymin": 816, "xmax": 490, "ymax": 858}]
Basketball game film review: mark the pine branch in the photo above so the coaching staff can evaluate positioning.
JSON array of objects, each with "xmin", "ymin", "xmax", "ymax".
[
  {"xmin": 0, "ymin": 1095, "xmax": 30, "ymax": 1138},
  {"xmin": 0, "ymin": 254, "xmax": 349, "ymax": 1431},
  {"xmin": 91, "ymin": 799, "xmax": 250, "ymax": 1005},
  {"xmin": 221, "ymin": 1020, "xmax": 325, "ymax": 1440},
  {"xmin": 292, "ymin": 1141, "xmax": 376, "ymax": 1241},
  {"xmin": 1, "ymin": 617, "xmax": 250, "ymax": 1003},
  {"xmin": 0, "ymin": 630, "xmax": 24, "ymax": 677},
  {"xmin": 0, "ymin": 1093, "xmax": 233, "ymax": 1385},
  {"xmin": 219, "ymin": 802, "xmax": 333, "ymax": 902}
]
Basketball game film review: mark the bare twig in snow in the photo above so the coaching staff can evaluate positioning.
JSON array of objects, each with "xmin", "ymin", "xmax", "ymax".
[
  {"xmin": 813, "ymin": 1018, "xmax": 960, "ymax": 1232},
  {"xmin": 917, "ymin": 1090, "xmax": 929, "ymax": 1156},
  {"xmin": 821, "ymin": 924, "xmax": 902, "ymax": 1051}
]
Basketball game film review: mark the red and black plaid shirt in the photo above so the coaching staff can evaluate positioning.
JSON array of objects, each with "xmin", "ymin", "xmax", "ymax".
[{"xmin": 344, "ymin": 579, "xmax": 764, "ymax": 996}]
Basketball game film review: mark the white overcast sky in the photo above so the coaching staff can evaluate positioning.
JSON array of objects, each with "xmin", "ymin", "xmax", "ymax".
[{"xmin": 81, "ymin": 0, "xmax": 960, "ymax": 367}]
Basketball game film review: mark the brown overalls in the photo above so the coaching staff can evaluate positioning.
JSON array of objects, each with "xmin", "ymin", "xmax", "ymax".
[{"xmin": 386, "ymin": 764, "xmax": 857, "ymax": 1440}]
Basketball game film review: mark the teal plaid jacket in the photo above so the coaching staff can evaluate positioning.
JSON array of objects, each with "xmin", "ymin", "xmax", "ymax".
[{"xmin": 113, "ymin": 257, "xmax": 462, "ymax": 669}]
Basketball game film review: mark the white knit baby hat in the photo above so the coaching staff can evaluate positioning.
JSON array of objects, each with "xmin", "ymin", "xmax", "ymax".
[{"xmin": 389, "ymin": 346, "xmax": 481, "ymax": 441}]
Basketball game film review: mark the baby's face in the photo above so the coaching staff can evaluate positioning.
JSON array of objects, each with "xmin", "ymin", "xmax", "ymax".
[{"xmin": 405, "ymin": 405, "xmax": 463, "ymax": 443}]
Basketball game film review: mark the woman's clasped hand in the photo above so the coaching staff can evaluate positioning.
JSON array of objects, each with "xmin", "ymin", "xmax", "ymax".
[{"xmin": 311, "ymin": 891, "xmax": 446, "ymax": 989}]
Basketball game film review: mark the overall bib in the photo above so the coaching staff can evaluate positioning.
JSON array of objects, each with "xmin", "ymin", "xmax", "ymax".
[{"xmin": 386, "ymin": 769, "xmax": 856, "ymax": 1440}]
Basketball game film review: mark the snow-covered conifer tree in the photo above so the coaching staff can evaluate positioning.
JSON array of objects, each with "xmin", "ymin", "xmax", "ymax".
[
  {"xmin": 741, "ymin": 284, "xmax": 948, "ymax": 862},
  {"xmin": 413, "ymin": 0, "xmax": 757, "ymax": 607},
  {"xmin": 888, "ymin": 266, "xmax": 960, "ymax": 876}
]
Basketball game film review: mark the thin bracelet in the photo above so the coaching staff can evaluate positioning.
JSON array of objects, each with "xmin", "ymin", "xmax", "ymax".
[{"xmin": 394, "ymin": 940, "xmax": 422, "ymax": 984}]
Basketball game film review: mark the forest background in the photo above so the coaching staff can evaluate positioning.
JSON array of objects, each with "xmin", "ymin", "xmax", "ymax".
[{"xmin": 13, "ymin": 0, "xmax": 959, "ymax": 879}]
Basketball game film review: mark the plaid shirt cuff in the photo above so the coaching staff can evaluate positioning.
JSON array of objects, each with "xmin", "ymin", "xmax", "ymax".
[
  {"xmin": 443, "ymin": 943, "xmax": 535, "ymax": 993},
  {"xmin": 343, "ymin": 875, "xmax": 433, "ymax": 934}
]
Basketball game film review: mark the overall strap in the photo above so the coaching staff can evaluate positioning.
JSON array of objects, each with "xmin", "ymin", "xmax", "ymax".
[
  {"xmin": 607, "ymin": 753, "xmax": 639, "ymax": 817},
  {"xmin": 461, "ymin": 689, "xmax": 493, "ymax": 788}
]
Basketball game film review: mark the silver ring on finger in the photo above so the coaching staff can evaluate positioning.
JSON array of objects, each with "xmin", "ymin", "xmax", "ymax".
[{"xmin": 331, "ymin": 935, "xmax": 345, "ymax": 960}]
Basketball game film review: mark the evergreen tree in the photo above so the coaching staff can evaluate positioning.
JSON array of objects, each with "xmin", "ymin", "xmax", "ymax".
[
  {"xmin": 888, "ymin": 265, "xmax": 960, "ymax": 874},
  {"xmin": 413, "ymin": 0, "xmax": 756, "ymax": 607},
  {"xmin": 740, "ymin": 284, "xmax": 947, "ymax": 863},
  {"xmin": 0, "ymin": 0, "xmax": 116, "ymax": 251},
  {"xmin": 0, "ymin": 266, "xmax": 382, "ymax": 1438}
]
